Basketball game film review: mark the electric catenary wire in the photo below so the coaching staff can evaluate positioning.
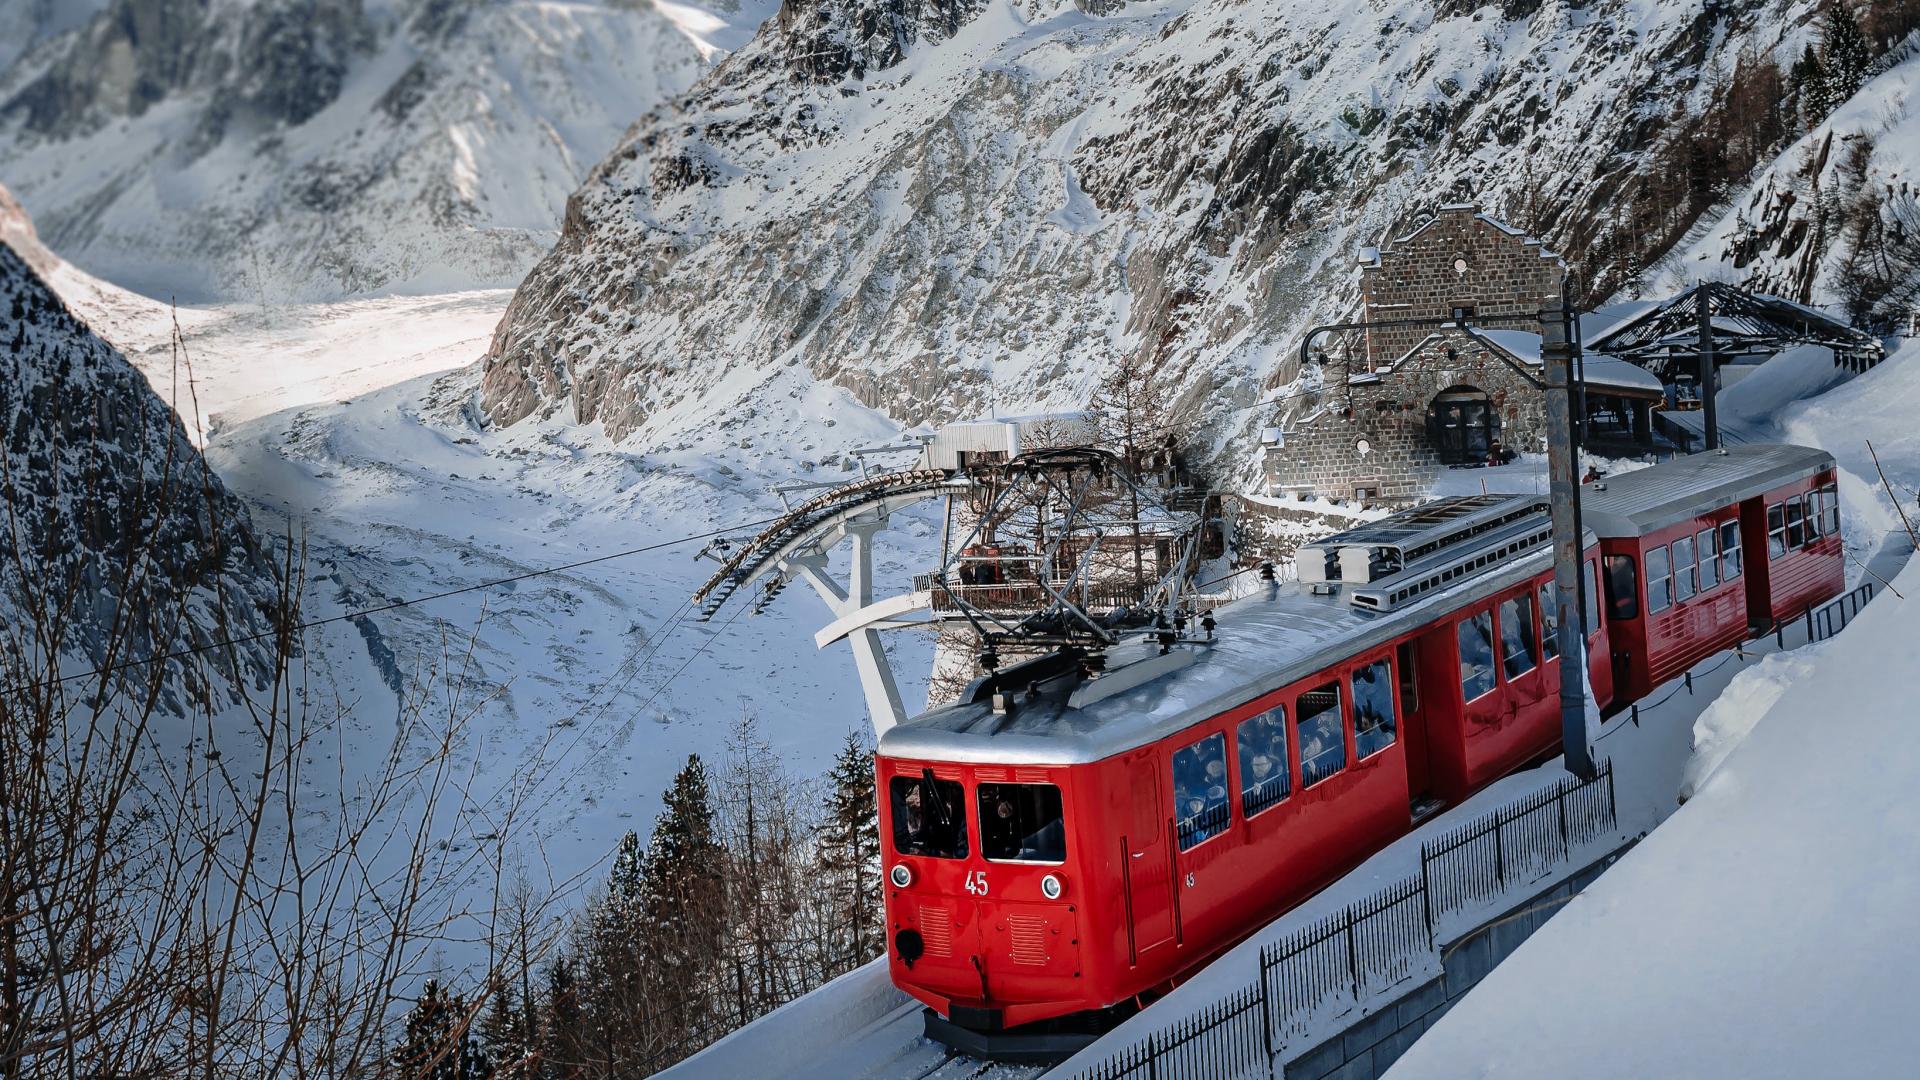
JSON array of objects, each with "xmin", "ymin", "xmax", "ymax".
[{"xmin": 1, "ymin": 515, "xmax": 784, "ymax": 698}]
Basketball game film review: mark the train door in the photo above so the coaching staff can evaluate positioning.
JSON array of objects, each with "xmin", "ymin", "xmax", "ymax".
[
  {"xmin": 1119, "ymin": 749, "xmax": 1173, "ymax": 964},
  {"xmin": 1394, "ymin": 639, "xmax": 1440, "ymax": 817},
  {"xmin": 1738, "ymin": 496, "xmax": 1773, "ymax": 633}
]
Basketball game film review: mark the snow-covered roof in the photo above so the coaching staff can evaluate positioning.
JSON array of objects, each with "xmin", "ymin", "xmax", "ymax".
[
  {"xmin": 1581, "ymin": 443, "xmax": 1833, "ymax": 538},
  {"xmin": 1472, "ymin": 329, "xmax": 1663, "ymax": 397}
]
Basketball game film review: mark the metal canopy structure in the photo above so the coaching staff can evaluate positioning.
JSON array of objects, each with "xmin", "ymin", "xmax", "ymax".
[{"xmin": 1587, "ymin": 282, "xmax": 1884, "ymax": 451}]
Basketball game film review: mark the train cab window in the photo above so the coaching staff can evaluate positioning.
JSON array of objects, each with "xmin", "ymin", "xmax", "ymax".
[
  {"xmin": 1538, "ymin": 581, "xmax": 1560, "ymax": 662},
  {"xmin": 1298, "ymin": 683, "xmax": 1346, "ymax": 787},
  {"xmin": 1351, "ymin": 660, "xmax": 1397, "ymax": 759},
  {"xmin": 1172, "ymin": 733, "xmax": 1230, "ymax": 850},
  {"xmin": 890, "ymin": 774, "xmax": 967, "ymax": 859},
  {"xmin": 1696, "ymin": 528, "xmax": 1719, "ymax": 591},
  {"xmin": 1646, "ymin": 545, "xmax": 1672, "ymax": 614},
  {"xmin": 1820, "ymin": 485, "xmax": 1840, "ymax": 535},
  {"xmin": 1719, "ymin": 521, "xmax": 1743, "ymax": 581},
  {"xmin": 1768, "ymin": 504, "xmax": 1788, "ymax": 559},
  {"xmin": 1457, "ymin": 612, "xmax": 1496, "ymax": 701},
  {"xmin": 1672, "ymin": 535, "xmax": 1697, "ymax": 603},
  {"xmin": 978, "ymin": 783, "xmax": 1066, "ymax": 863},
  {"xmin": 1498, "ymin": 594, "xmax": 1540, "ymax": 678},
  {"xmin": 1786, "ymin": 500, "xmax": 1807, "ymax": 549},
  {"xmin": 1603, "ymin": 555, "xmax": 1639, "ymax": 620},
  {"xmin": 1237, "ymin": 709, "xmax": 1291, "ymax": 818}
]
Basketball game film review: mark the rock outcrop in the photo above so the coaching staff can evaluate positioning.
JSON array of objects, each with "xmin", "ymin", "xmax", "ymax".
[
  {"xmin": 0, "ymin": 219, "xmax": 280, "ymax": 704},
  {"xmin": 0, "ymin": 0, "xmax": 709, "ymax": 300},
  {"xmin": 477, "ymin": 0, "xmax": 1847, "ymax": 467}
]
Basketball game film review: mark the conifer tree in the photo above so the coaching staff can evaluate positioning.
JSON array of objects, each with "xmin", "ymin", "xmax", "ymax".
[
  {"xmin": 1821, "ymin": 4, "xmax": 1872, "ymax": 107},
  {"xmin": 543, "ymin": 958, "xmax": 586, "ymax": 1080},
  {"xmin": 393, "ymin": 979, "xmax": 492, "ymax": 1080},
  {"xmin": 814, "ymin": 730, "xmax": 882, "ymax": 975}
]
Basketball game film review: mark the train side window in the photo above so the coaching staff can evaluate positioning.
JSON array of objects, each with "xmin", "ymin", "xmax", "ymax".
[
  {"xmin": 1803, "ymin": 494, "xmax": 1823, "ymax": 541},
  {"xmin": 1352, "ymin": 660, "xmax": 1397, "ymax": 759},
  {"xmin": 1172, "ymin": 732, "xmax": 1230, "ymax": 850},
  {"xmin": 1672, "ymin": 535, "xmax": 1697, "ymax": 603},
  {"xmin": 1768, "ymin": 504, "xmax": 1787, "ymax": 558},
  {"xmin": 1498, "ymin": 594, "xmax": 1540, "ymax": 678},
  {"xmin": 1821, "ymin": 485, "xmax": 1840, "ymax": 535},
  {"xmin": 1785, "ymin": 500, "xmax": 1806, "ymax": 549},
  {"xmin": 1697, "ymin": 528, "xmax": 1719, "ymax": 591},
  {"xmin": 890, "ymin": 774, "xmax": 968, "ymax": 859},
  {"xmin": 1719, "ymin": 520, "xmax": 1743, "ymax": 580},
  {"xmin": 1646, "ymin": 545, "xmax": 1672, "ymax": 614},
  {"xmin": 1538, "ymin": 581, "xmax": 1560, "ymax": 662},
  {"xmin": 1237, "ymin": 708, "xmax": 1291, "ymax": 819},
  {"xmin": 1298, "ymin": 683, "xmax": 1347, "ymax": 787},
  {"xmin": 978, "ymin": 783, "xmax": 1066, "ymax": 863},
  {"xmin": 1457, "ymin": 612, "xmax": 1496, "ymax": 702},
  {"xmin": 1603, "ymin": 555, "xmax": 1639, "ymax": 620}
]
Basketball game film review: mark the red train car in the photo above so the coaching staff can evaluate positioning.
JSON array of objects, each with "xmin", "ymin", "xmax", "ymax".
[
  {"xmin": 1584, "ymin": 444, "xmax": 1842, "ymax": 704},
  {"xmin": 876, "ymin": 445, "xmax": 1842, "ymax": 1060}
]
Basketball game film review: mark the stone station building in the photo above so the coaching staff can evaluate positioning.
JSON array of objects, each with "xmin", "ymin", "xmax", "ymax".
[{"xmin": 1261, "ymin": 206, "xmax": 1663, "ymax": 503}]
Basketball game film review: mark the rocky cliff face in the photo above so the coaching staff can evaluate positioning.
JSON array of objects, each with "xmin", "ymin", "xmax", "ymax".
[
  {"xmin": 477, "ymin": 0, "xmax": 1858, "ymax": 468},
  {"xmin": 0, "ymin": 206, "xmax": 279, "ymax": 704},
  {"xmin": 0, "ymin": 0, "xmax": 710, "ymax": 301}
]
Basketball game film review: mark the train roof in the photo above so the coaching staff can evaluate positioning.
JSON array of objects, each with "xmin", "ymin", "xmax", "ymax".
[
  {"xmin": 1581, "ymin": 443, "xmax": 1834, "ymax": 538},
  {"xmin": 880, "ymin": 542, "xmax": 1558, "ymax": 767}
]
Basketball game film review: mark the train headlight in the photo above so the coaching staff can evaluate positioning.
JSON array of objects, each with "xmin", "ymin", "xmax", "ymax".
[
  {"xmin": 890, "ymin": 864, "xmax": 913, "ymax": 888},
  {"xmin": 1040, "ymin": 873, "xmax": 1065, "ymax": 900}
]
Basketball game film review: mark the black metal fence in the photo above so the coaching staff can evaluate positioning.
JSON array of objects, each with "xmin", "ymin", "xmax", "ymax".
[
  {"xmin": 1419, "ymin": 761, "xmax": 1617, "ymax": 924},
  {"xmin": 1808, "ymin": 581, "xmax": 1874, "ymax": 643},
  {"xmin": 1066, "ymin": 983, "xmax": 1269, "ymax": 1080},
  {"xmin": 1053, "ymin": 763, "xmax": 1620, "ymax": 1080},
  {"xmin": 1258, "ymin": 875, "xmax": 1429, "ymax": 1045}
]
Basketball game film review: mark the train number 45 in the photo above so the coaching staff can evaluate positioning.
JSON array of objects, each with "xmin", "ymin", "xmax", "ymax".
[{"xmin": 962, "ymin": 871, "xmax": 989, "ymax": 896}]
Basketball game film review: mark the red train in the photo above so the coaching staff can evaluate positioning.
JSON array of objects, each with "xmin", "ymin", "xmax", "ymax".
[{"xmin": 874, "ymin": 444, "xmax": 1843, "ymax": 1059}]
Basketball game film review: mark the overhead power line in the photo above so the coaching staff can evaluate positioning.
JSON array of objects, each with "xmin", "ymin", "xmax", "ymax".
[{"xmin": 3, "ymin": 514, "xmax": 783, "ymax": 698}]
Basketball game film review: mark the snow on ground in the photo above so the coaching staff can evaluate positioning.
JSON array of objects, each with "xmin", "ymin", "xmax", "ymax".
[
  {"xmin": 54, "ymin": 280, "xmax": 944, "ymax": 975},
  {"xmin": 1386, "ymin": 550, "xmax": 1920, "ymax": 1080}
]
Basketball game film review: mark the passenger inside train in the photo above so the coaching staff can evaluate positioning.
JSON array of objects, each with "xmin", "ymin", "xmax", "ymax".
[
  {"xmin": 891, "ymin": 774, "xmax": 967, "ymax": 858},
  {"xmin": 979, "ymin": 784, "xmax": 1067, "ymax": 862}
]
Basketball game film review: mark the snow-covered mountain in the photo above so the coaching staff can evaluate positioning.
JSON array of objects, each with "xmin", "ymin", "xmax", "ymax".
[
  {"xmin": 477, "ymin": 0, "xmax": 1911, "ymax": 471},
  {"xmin": 0, "ymin": 0, "xmax": 735, "ymax": 302},
  {"xmin": 0, "ymin": 212, "xmax": 279, "ymax": 704}
]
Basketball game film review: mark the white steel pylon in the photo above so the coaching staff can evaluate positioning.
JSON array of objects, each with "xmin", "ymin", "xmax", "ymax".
[{"xmin": 779, "ymin": 513, "xmax": 911, "ymax": 734}]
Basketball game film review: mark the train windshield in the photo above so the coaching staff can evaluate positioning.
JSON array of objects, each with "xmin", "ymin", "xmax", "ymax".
[
  {"xmin": 890, "ymin": 774, "xmax": 968, "ymax": 859},
  {"xmin": 977, "ymin": 783, "xmax": 1067, "ymax": 863}
]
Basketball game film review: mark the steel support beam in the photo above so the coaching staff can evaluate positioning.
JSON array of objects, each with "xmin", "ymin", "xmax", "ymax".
[
  {"xmin": 1542, "ymin": 302, "xmax": 1598, "ymax": 780},
  {"xmin": 781, "ymin": 518, "xmax": 910, "ymax": 736},
  {"xmin": 1697, "ymin": 279, "xmax": 1719, "ymax": 452}
]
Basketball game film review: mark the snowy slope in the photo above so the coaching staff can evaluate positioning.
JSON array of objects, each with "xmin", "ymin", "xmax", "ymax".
[
  {"xmin": 0, "ymin": 0, "xmax": 752, "ymax": 302},
  {"xmin": 1385, "ymin": 550, "xmax": 1920, "ymax": 1080},
  {"xmin": 1673, "ymin": 46, "xmax": 1920, "ymax": 315},
  {"xmin": 195, "ymin": 343, "xmax": 940, "ymax": 956},
  {"xmin": 478, "ymin": 0, "xmax": 1850, "ymax": 472}
]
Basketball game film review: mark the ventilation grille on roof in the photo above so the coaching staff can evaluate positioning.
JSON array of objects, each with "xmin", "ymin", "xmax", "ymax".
[{"xmin": 1347, "ymin": 518, "xmax": 1555, "ymax": 611}]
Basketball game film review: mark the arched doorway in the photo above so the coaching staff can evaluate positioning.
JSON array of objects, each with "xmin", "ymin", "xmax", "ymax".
[{"xmin": 1427, "ymin": 386, "xmax": 1499, "ymax": 465}]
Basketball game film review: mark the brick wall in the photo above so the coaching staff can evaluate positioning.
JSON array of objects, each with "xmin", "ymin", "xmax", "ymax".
[
  {"xmin": 1359, "ymin": 206, "xmax": 1565, "ymax": 367},
  {"xmin": 1263, "ymin": 329, "xmax": 1546, "ymax": 503},
  {"xmin": 1261, "ymin": 206, "xmax": 1566, "ymax": 503}
]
